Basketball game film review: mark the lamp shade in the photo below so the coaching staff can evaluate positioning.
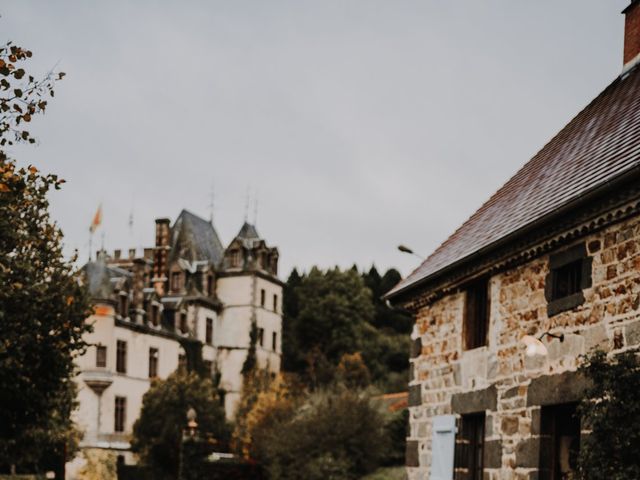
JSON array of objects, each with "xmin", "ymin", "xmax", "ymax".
[{"xmin": 521, "ymin": 335, "xmax": 548, "ymax": 357}]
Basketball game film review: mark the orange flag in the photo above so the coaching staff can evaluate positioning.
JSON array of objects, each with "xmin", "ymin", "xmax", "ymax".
[{"xmin": 89, "ymin": 204, "xmax": 102, "ymax": 233}]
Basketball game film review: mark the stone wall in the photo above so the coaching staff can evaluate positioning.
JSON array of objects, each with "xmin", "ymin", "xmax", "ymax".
[{"xmin": 407, "ymin": 212, "xmax": 640, "ymax": 479}]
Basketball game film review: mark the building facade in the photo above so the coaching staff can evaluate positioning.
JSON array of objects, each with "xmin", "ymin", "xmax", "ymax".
[
  {"xmin": 72, "ymin": 210, "xmax": 282, "ymax": 467},
  {"xmin": 386, "ymin": 3, "xmax": 640, "ymax": 479}
]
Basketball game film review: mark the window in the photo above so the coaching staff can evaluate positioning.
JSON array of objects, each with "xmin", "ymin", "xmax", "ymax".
[
  {"xmin": 260, "ymin": 289, "xmax": 266, "ymax": 307},
  {"xmin": 552, "ymin": 261, "xmax": 582, "ymax": 300},
  {"xmin": 114, "ymin": 396, "xmax": 126, "ymax": 432},
  {"xmin": 203, "ymin": 360, "xmax": 213, "ymax": 377},
  {"xmin": 273, "ymin": 294, "xmax": 278, "ymax": 312},
  {"xmin": 258, "ymin": 327, "xmax": 265, "ymax": 347},
  {"xmin": 229, "ymin": 250, "xmax": 240, "ymax": 267},
  {"xmin": 171, "ymin": 271, "xmax": 182, "ymax": 292},
  {"xmin": 149, "ymin": 348, "xmax": 159, "ymax": 378},
  {"xmin": 151, "ymin": 304, "xmax": 160, "ymax": 326},
  {"xmin": 545, "ymin": 243, "xmax": 592, "ymax": 316},
  {"xmin": 96, "ymin": 345, "xmax": 107, "ymax": 368},
  {"xmin": 539, "ymin": 404, "xmax": 580, "ymax": 480},
  {"xmin": 464, "ymin": 278, "xmax": 490, "ymax": 350},
  {"xmin": 116, "ymin": 340, "xmax": 127, "ymax": 374},
  {"xmin": 206, "ymin": 318, "xmax": 213, "ymax": 345},
  {"xmin": 454, "ymin": 413, "xmax": 485, "ymax": 480},
  {"xmin": 178, "ymin": 353, "xmax": 187, "ymax": 373},
  {"xmin": 177, "ymin": 311, "xmax": 188, "ymax": 334},
  {"xmin": 272, "ymin": 332, "xmax": 277, "ymax": 351},
  {"xmin": 207, "ymin": 274, "xmax": 214, "ymax": 297},
  {"xmin": 119, "ymin": 293, "xmax": 129, "ymax": 318}
]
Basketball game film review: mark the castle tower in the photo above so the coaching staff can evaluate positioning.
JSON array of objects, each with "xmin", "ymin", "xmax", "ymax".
[{"xmin": 215, "ymin": 221, "xmax": 283, "ymax": 417}]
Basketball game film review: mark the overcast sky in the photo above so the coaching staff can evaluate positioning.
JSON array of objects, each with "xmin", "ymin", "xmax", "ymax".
[{"xmin": 1, "ymin": 0, "xmax": 630, "ymax": 279}]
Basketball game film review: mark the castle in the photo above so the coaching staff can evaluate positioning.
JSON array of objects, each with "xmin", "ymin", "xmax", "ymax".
[{"xmin": 74, "ymin": 210, "xmax": 282, "ymax": 462}]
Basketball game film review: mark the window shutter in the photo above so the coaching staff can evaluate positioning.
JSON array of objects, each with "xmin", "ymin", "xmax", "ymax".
[{"xmin": 430, "ymin": 415, "xmax": 457, "ymax": 480}]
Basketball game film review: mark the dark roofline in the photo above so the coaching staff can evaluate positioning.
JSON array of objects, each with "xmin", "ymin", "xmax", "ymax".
[
  {"xmin": 385, "ymin": 163, "xmax": 640, "ymax": 302},
  {"xmin": 218, "ymin": 268, "xmax": 285, "ymax": 287},
  {"xmin": 623, "ymin": 0, "xmax": 639, "ymax": 14}
]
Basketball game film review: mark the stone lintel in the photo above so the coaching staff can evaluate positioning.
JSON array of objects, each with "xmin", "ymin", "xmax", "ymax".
[
  {"xmin": 451, "ymin": 385, "xmax": 497, "ymax": 414},
  {"xmin": 526, "ymin": 371, "xmax": 591, "ymax": 407}
]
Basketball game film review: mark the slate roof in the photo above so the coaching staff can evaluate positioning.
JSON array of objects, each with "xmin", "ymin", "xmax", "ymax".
[
  {"xmin": 236, "ymin": 222, "xmax": 260, "ymax": 240},
  {"xmin": 169, "ymin": 210, "xmax": 225, "ymax": 267},
  {"xmin": 389, "ymin": 65, "xmax": 640, "ymax": 298},
  {"xmin": 84, "ymin": 259, "xmax": 131, "ymax": 299}
]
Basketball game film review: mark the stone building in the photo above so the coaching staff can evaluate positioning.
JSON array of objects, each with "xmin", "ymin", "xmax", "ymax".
[
  {"xmin": 386, "ymin": 3, "xmax": 640, "ymax": 479},
  {"xmin": 72, "ymin": 210, "xmax": 282, "ymax": 467}
]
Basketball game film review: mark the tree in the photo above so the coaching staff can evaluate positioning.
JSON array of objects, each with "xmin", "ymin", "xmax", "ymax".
[
  {"xmin": 0, "ymin": 42, "xmax": 64, "ymax": 148},
  {"xmin": 282, "ymin": 267, "xmax": 375, "ymax": 387},
  {"xmin": 578, "ymin": 349, "xmax": 640, "ymax": 479},
  {"xmin": 232, "ymin": 370, "xmax": 300, "ymax": 459},
  {"xmin": 336, "ymin": 352, "xmax": 371, "ymax": 389},
  {"xmin": 131, "ymin": 372, "xmax": 230, "ymax": 479},
  {"xmin": 0, "ymin": 39, "xmax": 88, "ymax": 474},
  {"xmin": 250, "ymin": 387, "xmax": 389, "ymax": 480},
  {"xmin": 282, "ymin": 266, "xmax": 413, "ymax": 391}
]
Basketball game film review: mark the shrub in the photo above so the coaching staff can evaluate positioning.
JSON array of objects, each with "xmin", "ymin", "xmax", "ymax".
[
  {"xmin": 578, "ymin": 349, "xmax": 640, "ymax": 479},
  {"xmin": 250, "ymin": 387, "xmax": 388, "ymax": 480}
]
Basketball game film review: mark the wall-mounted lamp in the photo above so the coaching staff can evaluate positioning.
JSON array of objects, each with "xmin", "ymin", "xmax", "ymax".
[
  {"xmin": 521, "ymin": 331, "xmax": 565, "ymax": 357},
  {"xmin": 397, "ymin": 245, "xmax": 425, "ymax": 261}
]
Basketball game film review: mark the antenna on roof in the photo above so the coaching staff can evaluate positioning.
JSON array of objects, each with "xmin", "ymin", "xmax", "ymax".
[
  {"xmin": 128, "ymin": 193, "xmax": 135, "ymax": 237},
  {"xmin": 208, "ymin": 182, "xmax": 215, "ymax": 224},
  {"xmin": 253, "ymin": 187, "xmax": 259, "ymax": 226},
  {"xmin": 244, "ymin": 185, "xmax": 251, "ymax": 222}
]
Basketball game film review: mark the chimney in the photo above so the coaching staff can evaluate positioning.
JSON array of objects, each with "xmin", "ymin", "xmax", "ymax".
[
  {"xmin": 153, "ymin": 218, "xmax": 171, "ymax": 295},
  {"xmin": 131, "ymin": 258, "xmax": 147, "ymax": 311},
  {"xmin": 624, "ymin": 0, "xmax": 640, "ymax": 66}
]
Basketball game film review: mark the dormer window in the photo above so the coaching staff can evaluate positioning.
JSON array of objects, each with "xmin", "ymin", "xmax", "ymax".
[
  {"xmin": 171, "ymin": 271, "xmax": 183, "ymax": 292},
  {"xmin": 229, "ymin": 250, "xmax": 241, "ymax": 268}
]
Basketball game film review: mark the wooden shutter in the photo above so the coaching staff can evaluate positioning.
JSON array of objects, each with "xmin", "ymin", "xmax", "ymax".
[{"xmin": 430, "ymin": 415, "xmax": 457, "ymax": 480}]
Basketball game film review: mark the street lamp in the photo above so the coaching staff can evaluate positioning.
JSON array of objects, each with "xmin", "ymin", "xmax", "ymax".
[
  {"xmin": 179, "ymin": 408, "xmax": 199, "ymax": 480},
  {"xmin": 397, "ymin": 244, "xmax": 425, "ymax": 261},
  {"xmin": 521, "ymin": 331, "xmax": 565, "ymax": 357},
  {"xmin": 186, "ymin": 407, "xmax": 198, "ymax": 438}
]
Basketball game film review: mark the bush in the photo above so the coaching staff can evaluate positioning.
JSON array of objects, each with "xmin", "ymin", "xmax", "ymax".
[
  {"xmin": 250, "ymin": 387, "xmax": 389, "ymax": 480},
  {"xmin": 578, "ymin": 349, "xmax": 640, "ymax": 479}
]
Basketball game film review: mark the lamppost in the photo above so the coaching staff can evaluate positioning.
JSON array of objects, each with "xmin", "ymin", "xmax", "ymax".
[{"xmin": 178, "ymin": 408, "xmax": 198, "ymax": 480}]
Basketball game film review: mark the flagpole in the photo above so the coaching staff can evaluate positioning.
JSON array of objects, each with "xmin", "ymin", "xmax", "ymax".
[{"xmin": 89, "ymin": 231, "xmax": 93, "ymax": 262}]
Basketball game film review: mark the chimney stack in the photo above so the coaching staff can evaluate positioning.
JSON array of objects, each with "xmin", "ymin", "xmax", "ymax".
[
  {"xmin": 624, "ymin": 0, "xmax": 640, "ymax": 66},
  {"xmin": 153, "ymin": 218, "xmax": 171, "ymax": 296}
]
